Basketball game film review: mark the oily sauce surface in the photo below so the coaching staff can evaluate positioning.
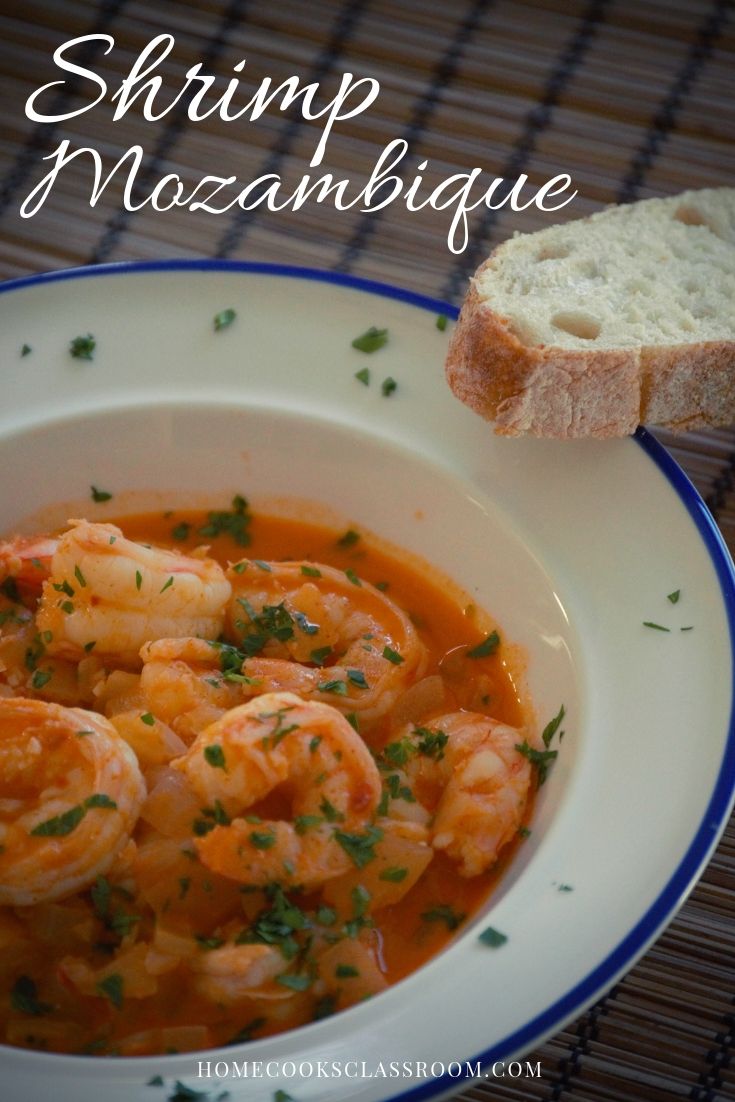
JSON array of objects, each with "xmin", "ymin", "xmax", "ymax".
[{"xmin": 0, "ymin": 507, "xmax": 529, "ymax": 1055}]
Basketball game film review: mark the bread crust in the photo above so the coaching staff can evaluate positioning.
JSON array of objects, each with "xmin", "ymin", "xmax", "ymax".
[
  {"xmin": 445, "ymin": 233, "xmax": 735, "ymax": 439},
  {"xmin": 445, "ymin": 272, "xmax": 640, "ymax": 438}
]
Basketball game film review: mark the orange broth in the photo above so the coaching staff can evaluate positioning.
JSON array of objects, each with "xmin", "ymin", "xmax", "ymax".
[{"xmin": 0, "ymin": 507, "xmax": 529, "ymax": 1056}]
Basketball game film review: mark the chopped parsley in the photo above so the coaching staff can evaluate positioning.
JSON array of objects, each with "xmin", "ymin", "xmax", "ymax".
[
  {"xmin": 69, "ymin": 333, "xmax": 96, "ymax": 360},
  {"xmin": 478, "ymin": 926, "xmax": 508, "ymax": 948},
  {"xmin": 96, "ymin": 973, "xmax": 123, "ymax": 1009},
  {"xmin": 276, "ymin": 972, "xmax": 312, "ymax": 992},
  {"xmin": 355, "ymin": 367, "xmax": 370, "ymax": 385},
  {"xmin": 160, "ymin": 576, "xmax": 174, "ymax": 594},
  {"xmin": 249, "ymin": 830, "xmax": 276, "ymax": 850},
  {"xmin": 515, "ymin": 740, "xmax": 557, "ymax": 786},
  {"xmin": 436, "ymin": 314, "xmax": 448, "ymax": 331},
  {"xmin": 667, "ymin": 589, "xmax": 681, "ymax": 604},
  {"xmin": 541, "ymin": 704, "xmax": 565, "ymax": 747},
  {"xmin": 20, "ymin": 343, "xmax": 32, "ymax": 356},
  {"xmin": 381, "ymin": 376, "xmax": 397, "ymax": 397},
  {"xmin": 171, "ymin": 521, "xmax": 191, "ymax": 541},
  {"xmin": 203, "ymin": 745, "xmax": 227, "ymax": 770},
  {"xmin": 309, "ymin": 645, "xmax": 332, "ymax": 666},
  {"xmin": 335, "ymin": 964, "xmax": 359, "ymax": 978},
  {"xmin": 336, "ymin": 529, "xmax": 360, "ymax": 548},
  {"xmin": 195, "ymin": 935, "xmax": 225, "ymax": 950},
  {"xmin": 73, "ymin": 565, "xmax": 86, "ymax": 588},
  {"xmin": 213, "ymin": 308, "xmax": 236, "ymax": 331},
  {"xmin": 90, "ymin": 485, "xmax": 112, "ymax": 503},
  {"xmin": 346, "ymin": 669, "xmax": 368, "ymax": 689},
  {"xmin": 30, "ymin": 804, "xmax": 86, "ymax": 837},
  {"xmin": 352, "ymin": 326, "xmax": 388, "ymax": 353},
  {"xmin": 135, "ymin": 570, "xmax": 142, "ymax": 591},
  {"xmin": 294, "ymin": 814, "xmax": 323, "ymax": 835},
  {"xmin": 140, "ymin": 712, "xmax": 155, "ymax": 726},
  {"xmin": 379, "ymin": 866, "xmax": 408, "ymax": 883},
  {"xmin": 10, "ymin": 976, "xmax": 51, "ymax": 1016},
  {"xmin": 30, "ymin": 668, "xmax": 53, "ymax": 690},
  {"xmin": 345, "ymin": 568, "xmax": 361, "ymax": 587},
  {"xmin": 85, "ymin": 793, "xmax": 117, "ymax": 809},
  {"xmin": 300, "ymin": 564, "xmax": 322, "ymax": 578},
  {"xmin": 238, "ymin": 885, "xmax": 309, "ymax": 960},
  {"xmin": 466, "ymin": 631, "xmax": 500, "ymax": 658},
  {"xmin": 312, "ymin": 996, "xmax": 336, "ymax": 1021},
  {"xmin": 198, "ymin": 495, "xmax": 251, "ymax": 546},
  {"xmin": 415, "ymin": 727, "xmax": 448, "ymax": 760},
  {"xmin": 235, "ymin": 600, "xmax": 296, "ymax": 655},
  {"xmin": 643, "ymin": 621, "xmax": 670, "ymax": 632},
  {"xmin": 421, "ymin": 904, "xmax": 465, "ymax": 931},
  {"xmin": 334, "ymin": 826, "xmax": 383, "ymax": 868},
  {"xmin": 227, "ymin": 1017, "xmax": 266, "ymax": 1045},
  {"xmin": 166, "ymin": 1084, "xmax": 213, "ymax": 1102},
  {"xmin": 192, "ymin": 800, "xmax": 231, "ymax": 835},
  {"xmin": 317, "ymin": 679, "xmax": 347, "ymax": 695},
  {"xmin": 382, "ymin": 738, "xmax": 415, "ymax": 767},
  {"xmin": 382, "ymin": 645, "xmax": 403, "ymax": 665},
  {"xmin": 319, "ymin": 797, "xmax": 344, "ymax": 823}
]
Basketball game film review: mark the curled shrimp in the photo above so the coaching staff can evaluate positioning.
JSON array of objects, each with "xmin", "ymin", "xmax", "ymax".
[
  {"xmin": 174, "ymin": 691, "xmax": 381, "ymax": 888},
  {"xmin": 225, "ymin": 560, "xmax": 426, "ymax": 726},
  {"xmin": 401, "ymin": 712, "xmax": 532, "ymax": 877},
  {"xmin": 138, "ymin": 637, "xmax": 245, "ymax": 744},
  {"xmin": 0, "ymin": 535, "xmax": 58, "ymax": 601},
  {"xmin": 0, "ymin": 698, "xmax": 145, "ymax": 905},
  {"xmin": 32, "ymin": 520, "xmax": 231, "ymax": 665},
  {"xmin": 189, "ymin": 943, "xmax": 288, "ymax": 1003}
]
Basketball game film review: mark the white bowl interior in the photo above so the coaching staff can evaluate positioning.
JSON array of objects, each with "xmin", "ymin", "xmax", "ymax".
[{"xmin": 0, "ymin": 266, "xmax": 732, "ymax": 1102}]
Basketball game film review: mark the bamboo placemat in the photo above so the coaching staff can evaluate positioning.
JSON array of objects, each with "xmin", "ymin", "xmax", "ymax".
[{"xmin": 1, "ymin": 1, "xmax": 735, "ymax": 1098}]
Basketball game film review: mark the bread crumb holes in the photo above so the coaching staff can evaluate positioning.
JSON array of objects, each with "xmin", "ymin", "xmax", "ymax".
[{"xmin": 550, "ymin": 312, "xmax": 601, "ymax": 340}]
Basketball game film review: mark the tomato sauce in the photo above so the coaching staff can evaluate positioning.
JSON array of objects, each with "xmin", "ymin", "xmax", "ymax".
[{"xmin": 0, "ymin": 507, "xmax": 530, "ymax": 1056}]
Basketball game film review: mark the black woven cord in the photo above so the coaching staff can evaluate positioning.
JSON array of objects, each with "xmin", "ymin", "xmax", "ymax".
[
  {"xmin": 617, "ymin": 0, "xmax": 733, "ymax": 205},
  {"xmin": 542, "ymin": 985, "xmax": 619, "ymax": 1102},
  {"xmin": 0, "ymin": 0, "xmax": 128, "ymax": 221},
  {"xmin": 689, "ymin": 1000, "xmax": 735, "ymax": 1101},
  {"xmin": 440, "ymin": 0, "xmax": 608, "ymax": 306},
  {"xmin": 88, "ymin": 0, "xmax": 248, "ymax": 264},
  {"xmin": 214, "ymin": 0, "xmax": 368, "ymax": 260},
  {"xmin": 705, "ymin": 454, "xmax": 735, "ymax": 521},
  {"xmin": 333, "ymin": 0, "xmax": 492, "ymax": 274}
]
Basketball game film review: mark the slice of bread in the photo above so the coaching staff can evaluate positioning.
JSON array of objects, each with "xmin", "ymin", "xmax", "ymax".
[{"xmin": 445, "ymin": 188, "xmax": 735, "ymax": 438}]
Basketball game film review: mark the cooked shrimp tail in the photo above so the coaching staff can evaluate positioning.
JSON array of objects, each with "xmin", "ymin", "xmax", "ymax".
[
  {"xmin": 174, "ymin": 691, "xmax": 381, "ymax": 887},
  {"xmin": 0, "ymin": 697, "xmax": 146, "ymax": 905},
  {"xmin": 35, "ymin": 520, "xmax": 232, "ymax": 665}
]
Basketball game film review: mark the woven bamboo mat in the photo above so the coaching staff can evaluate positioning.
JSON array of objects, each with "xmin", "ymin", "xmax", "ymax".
[{"xmin": 1, "ymin": 0, "xmax": 735, "ymax": 1098}]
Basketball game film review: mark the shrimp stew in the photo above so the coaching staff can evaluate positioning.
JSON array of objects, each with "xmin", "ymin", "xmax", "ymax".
[{"xmin": 0, "ymin": 500, "xmax": 536, "ymax": 1056}]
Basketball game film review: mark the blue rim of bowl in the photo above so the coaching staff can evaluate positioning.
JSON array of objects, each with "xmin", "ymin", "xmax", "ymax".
[{"xmin": 2, "ymin": 259, "xmax": 735, "ymax": 1099}]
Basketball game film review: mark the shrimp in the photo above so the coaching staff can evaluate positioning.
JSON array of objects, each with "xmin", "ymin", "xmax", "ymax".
[
  {"xmin": 0, "ymin": 698, "xmax": 145, "ymax": 905},
  {"xmin": 189, "ymin": 943, "xmax": 287, "ymax": 1003},
  {"xmin": 173, "ymin": 691, "xmax": 382, "ymax": 888},
  {"xmin": 0, "ymin": 534, "xmax": 58, "ymax": 600},
  {"xmin": 137, "ymin": 637, "xmax": 245, "ymax": 743},
  {"xmin": 33, "ymin": 520, "xmax": 231, "ymax": 665},
  {"xmin": 225, "ymin": 560, "xmax": 426, "ymax": 726},
  {"xmin": 400, "ymin": 712, "xmax": 532, "ymax": 877}
]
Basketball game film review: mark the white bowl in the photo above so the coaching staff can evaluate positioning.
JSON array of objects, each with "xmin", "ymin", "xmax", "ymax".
[{"xmin": 0, "ymin": 262, "xmax": 734, "ymax": 1102}]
